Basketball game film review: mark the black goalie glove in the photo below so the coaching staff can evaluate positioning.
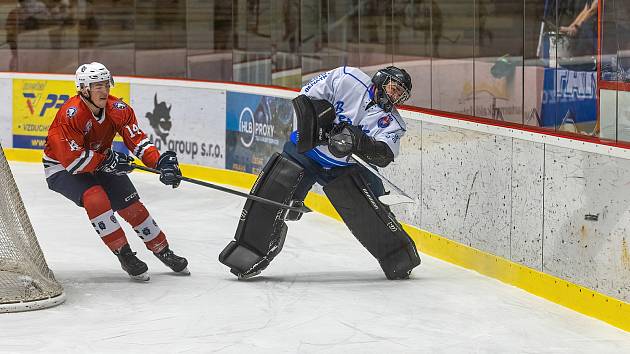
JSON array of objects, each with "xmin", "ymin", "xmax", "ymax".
[
  {"xmin": 328, "ymin": 123, "xmax": 364, "ymax": 158},
  {"xmin": 99, "ymin": 149, "xmax": 135, "ymax": 175},
  {"xmin": 328, "ymin": 123, "xmax": 395, "ymax": 168},
  {"xmin": 156, "ymin": 151, "xmax": 182, "ymax": 188}
]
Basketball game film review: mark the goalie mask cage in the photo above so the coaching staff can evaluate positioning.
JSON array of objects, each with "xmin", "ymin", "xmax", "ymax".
[{"xmin": 0, "ymin": 144, "xmax": 65, "ymax": 313}]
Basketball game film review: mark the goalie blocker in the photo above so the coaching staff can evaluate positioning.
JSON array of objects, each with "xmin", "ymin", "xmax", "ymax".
[
  {"xmin": 219, "ymin": 153, "xmax": 305, "ymax": 279},
  {"xmin": 292, "ymin": 94, "xmax": 336, "ymax": 153},
  {"xmin": 323, "ymin": 167, "xmax": 421, "ymax": 279}
]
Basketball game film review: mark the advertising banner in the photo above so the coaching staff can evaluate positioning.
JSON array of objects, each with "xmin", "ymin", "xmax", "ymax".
[
  {"xmin": 131, "ymin": 84, "xmax": 226, "ymax": 168},
  {"xmin": 0, "ymin": 79, "xmax": 12, "ymax": 148},
  {"xmin": 225, "ymin": 92, "xmax": 294, "ymax": 174},
  {"xmin": 541, "ymin": 67, "xmax": 597, "ymax": 128},
  {"xmin": 12, "ymin": 79, "xmax": 130, "ymax": 150}
]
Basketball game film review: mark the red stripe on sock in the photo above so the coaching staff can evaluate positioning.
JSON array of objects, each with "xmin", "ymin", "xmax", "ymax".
[
  {"xmin": 83, "ymin": 186, "xmax": 112, "ymax": 218},
  {"xmin": 145, "ymin": 232, "xmax": 168, "ymax": 253},
  {"xmin": 118, "ymin": 200, "xmax": 168, "ymax": 253},
  {"xmin": 102, "ymin": 232, "xmax": 128, "ymax": 251},
  {"xmin": 118, "ymin": 200, "xmax": 149, "ymax": 226},
  {"xmin": 82, "ymin": 186, "xmax": 128, "ymax": 251}
]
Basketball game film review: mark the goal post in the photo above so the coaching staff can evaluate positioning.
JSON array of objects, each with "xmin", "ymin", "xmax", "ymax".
[{"xmin": 0, "ymin": 143, "xmax": 65, "ymax": 313}]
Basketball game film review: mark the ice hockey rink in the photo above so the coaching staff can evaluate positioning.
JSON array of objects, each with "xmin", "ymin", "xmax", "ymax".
[{"xmin": 2, "ymin": 161, "xmax": 629, "ymax": 353}]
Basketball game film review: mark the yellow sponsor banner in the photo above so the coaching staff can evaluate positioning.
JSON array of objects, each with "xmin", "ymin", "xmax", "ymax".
[{"xmin": 12, "ymin": 79, "xmax": 130, "ymax": 149}]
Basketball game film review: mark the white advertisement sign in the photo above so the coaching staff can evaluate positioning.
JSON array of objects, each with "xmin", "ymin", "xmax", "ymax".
[
  {"xmin": 130, "ymin": 84, "xmax": 226, "ymax": 168},
  {"xmin": 0, "ymin": 78, "xmax": 13, "ymax": 148}
]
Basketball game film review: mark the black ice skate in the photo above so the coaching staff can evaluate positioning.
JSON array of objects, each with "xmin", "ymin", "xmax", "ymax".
[
  {"xmin": 154, "ymin": 247, "xmax": 190, "ymax": 275},
  {"xmin": 114, "ymin": 244, "xmax": 150, "ymax": 281}
]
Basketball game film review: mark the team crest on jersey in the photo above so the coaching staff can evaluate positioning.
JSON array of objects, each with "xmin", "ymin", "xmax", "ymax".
[
  {"xmin": 83, "ymin": 120, "xmax": 93, "ymax": 134},
  {"xmin": 378, "ymin": 115, "xmax": 392, "ymax": 128},
  {"xmin": 113, "ymin": 101, "xmax": 127, "ymax": 110},
  {"xmin": 66, "ymin": 106, "xmax": 77, "ymax": 118}
]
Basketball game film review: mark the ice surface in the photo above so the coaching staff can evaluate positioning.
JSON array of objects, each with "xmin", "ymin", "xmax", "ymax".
[{"xmin": 1, "ymin": 162, "xmax": 628, "ymax": 353}]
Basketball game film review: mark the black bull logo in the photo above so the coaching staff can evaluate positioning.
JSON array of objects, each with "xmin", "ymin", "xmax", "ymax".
[{"xmin": 146, "ymin": 93, "xmax": 172, "ymax": 143}]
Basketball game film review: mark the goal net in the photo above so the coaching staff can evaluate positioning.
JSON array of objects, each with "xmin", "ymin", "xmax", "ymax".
[{"xmin": 0, "ymin": 143, "xmax": 65, "ymax": 312}]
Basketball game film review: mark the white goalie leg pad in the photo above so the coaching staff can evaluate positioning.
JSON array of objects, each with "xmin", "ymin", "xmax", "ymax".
[
  {"xmin": 90, "ymin": 210, "xmax": 122, "ymax": 238},
  {"xmin": 132, "ymin": 215, "xmax": 161, "ymax": 243}
]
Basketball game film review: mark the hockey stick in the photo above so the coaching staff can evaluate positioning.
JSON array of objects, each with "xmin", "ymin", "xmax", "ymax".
[
  {"xmin": 132, "ymin": 164, "xmax": 312, "ymax": 214},
  {"xmin": 349, "ymin": 154, "xmax": 415, "ymax": 205}
]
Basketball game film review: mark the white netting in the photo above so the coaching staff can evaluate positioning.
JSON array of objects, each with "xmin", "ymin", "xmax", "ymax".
[{"xmin": 0, "ymin": 144, "xmax": 65, "ymax": 312}]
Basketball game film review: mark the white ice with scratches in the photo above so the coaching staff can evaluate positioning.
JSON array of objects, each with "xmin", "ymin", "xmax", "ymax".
[{"xmin": 1, "ymin": 162, "xmax": 628, "ymax": 353}]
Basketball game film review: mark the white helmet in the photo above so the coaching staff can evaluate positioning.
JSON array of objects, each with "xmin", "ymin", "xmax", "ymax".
[{"xmin": 75, "ymin": 62, "xmax": 114, "ymax": 91}]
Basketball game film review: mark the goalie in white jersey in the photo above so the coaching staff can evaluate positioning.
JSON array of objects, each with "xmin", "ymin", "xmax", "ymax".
[{"xmin": 219, "ymin": 66, "xmax": 421, "ymax": 280}]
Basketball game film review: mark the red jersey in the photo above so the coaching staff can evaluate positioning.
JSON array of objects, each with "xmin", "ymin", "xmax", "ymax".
[{"xmin": 43, "ymin": 94, "xmax": 159, "ymax": 177}]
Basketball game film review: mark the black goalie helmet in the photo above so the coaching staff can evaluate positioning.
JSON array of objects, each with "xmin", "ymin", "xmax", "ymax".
[{"xmin": 371, "ymin": 66, "xmax": 412, "ymax": 112}]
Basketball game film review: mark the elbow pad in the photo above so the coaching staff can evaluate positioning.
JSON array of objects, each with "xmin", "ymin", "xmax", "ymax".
[{"xmin": 362, "ymin": 140, "xmax": 394, "ymax": 167}]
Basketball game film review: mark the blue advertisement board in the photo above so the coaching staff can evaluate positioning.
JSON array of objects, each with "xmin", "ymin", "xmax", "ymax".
[
  {"xmin": 225, "ymin": 92, "xmax": 294, "ymax": 174},
  {"xmin": 540, "ymin": 67, "xmax": 597, "ymax": 128}
]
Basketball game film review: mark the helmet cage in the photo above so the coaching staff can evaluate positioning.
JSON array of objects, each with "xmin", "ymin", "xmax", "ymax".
[
  {"xmin": 382, "ymin": 76, "xmax": 410, "ymax": 106},
  {"xmin": 372, "ymin": 66, "xmax": 412, "ymax": 112}
]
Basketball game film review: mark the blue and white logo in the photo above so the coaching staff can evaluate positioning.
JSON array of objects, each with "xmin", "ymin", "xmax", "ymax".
[
  {"xmin": 377, "ymin": 115, "xmax": 392, "ymax": 128},
  {"xmin": 238, "ymin": 106, "xmax": 276, "ymax": 148},
  {"xmin": 239, "ymin": 107, "xmax": 255, "ymax": 148},
  {"xmin": 113, "ymin": 101, "xmax": 127, "ymax": 110},
  {"xmin": 66, "ymin": 106, "xmax": 77, "ymax": 118}
]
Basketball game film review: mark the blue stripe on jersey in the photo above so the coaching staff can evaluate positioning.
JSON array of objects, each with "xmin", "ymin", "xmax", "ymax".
[
  {"xmin": 343, "ymin": 66, "xmax": 369, "ymax": 90},
  {"xmin": 368, "ymin": 84, "xmax": 375, "ymax": 100},
  {"xmin": 308, "ymin": 148, "xmax": 350, "ymax": 167},
  {"xmin": 290, "ymin": 130, "xmax": 298, "ymax": 144}
]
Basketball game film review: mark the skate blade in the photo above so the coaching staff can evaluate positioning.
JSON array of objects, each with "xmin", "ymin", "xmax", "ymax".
[
  {"xmin": 130, "ymin": 272, "xmax": 150, "ymax": 282},
  {"xmin": 237, "ymin": 270, "xmax": 261, "ymax": 280},
  {"xmin": 175, "ymin": 267, "xmax": 190, "ymax": 276}
]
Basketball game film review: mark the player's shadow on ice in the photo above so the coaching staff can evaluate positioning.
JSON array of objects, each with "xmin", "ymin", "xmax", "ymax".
[
  {"xmin": 151, "ymin": 271, "xmax": 190, "ymax": 277},
  {"xmin": 56, "ymin": 271, "xmax": 148, "ymax": 285},
  {"xmin": 227, "ymin": 271, "xmax": 419, "ymax": 283}
]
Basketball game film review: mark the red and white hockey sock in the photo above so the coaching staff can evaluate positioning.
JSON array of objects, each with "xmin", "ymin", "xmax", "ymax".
[
  {"xmin": 82, "ymin": 186, "xmax": 128, "ymax": 251},
  {"xmin": 118, "ymin": 200, "xmax": 168, "ymax": 253}
]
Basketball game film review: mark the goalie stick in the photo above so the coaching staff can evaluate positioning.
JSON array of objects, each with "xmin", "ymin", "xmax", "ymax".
[
  {"xmin": 132, "ymin": 164, "xmax": 312, "ymax": 214},
  {"xmin": 348, "ymin": 154, "xmax": 415, "ymax": 205}
]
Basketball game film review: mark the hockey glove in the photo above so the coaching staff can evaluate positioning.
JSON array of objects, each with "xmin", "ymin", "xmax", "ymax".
[
  {"xmin": 99, "ymin": 149, "xmax": 135, "ymax": 175},
  {"xmin": 328, "ymin": 123, "xmax": 362, "ymax": 158},
  {"xmin": 328, "ymin": 123, "xmax": 395, "ymax": 167},
  {"xmin": 156, "ymin": 151, "xmax": 181, "ymax": 188}
]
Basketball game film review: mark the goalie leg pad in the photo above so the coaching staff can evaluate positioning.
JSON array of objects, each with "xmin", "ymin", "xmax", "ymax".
[
  {"xmin": 323, "ymin": 168, "xmax": 421, "ymax": 279},
  {"xmin": 219, "ymin": 153, "xmax": 302, "ymax": 278},
  {"xmin": 283, "ymin": 200, "xmax": 306, "ymax": 221},
  {"xmin": 219, "ymin": 241, "xmax": 265, "ymax": 279},
  {"xmin": 219, "ymin": 224, "xmax": 287, "ymax": 279},
  {"xmin": 378, "ymin": 241, "xmax": 421, "ymax": 280}
]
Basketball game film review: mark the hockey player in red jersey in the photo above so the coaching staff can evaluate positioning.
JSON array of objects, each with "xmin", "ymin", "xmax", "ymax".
[{"xmin": 43, "ymin": 62, "xmax": 188, "ymax": 281}]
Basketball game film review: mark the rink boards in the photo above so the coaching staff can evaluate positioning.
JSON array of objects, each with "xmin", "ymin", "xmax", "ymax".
[{"xmin": 0, "ymin": 72, "xmax": 627, "ymax": 331}]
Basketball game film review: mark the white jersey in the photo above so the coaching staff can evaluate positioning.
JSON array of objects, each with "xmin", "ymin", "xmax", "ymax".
[{"xmin": 290, "ymin": 66, "xmax": 406, "ymax": 168}]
